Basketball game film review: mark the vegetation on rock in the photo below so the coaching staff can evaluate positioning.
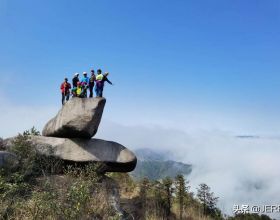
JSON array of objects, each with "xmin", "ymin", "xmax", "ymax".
[{"xmin": 0, "ymin": 128, "xmax": 273, "ymax": 220}]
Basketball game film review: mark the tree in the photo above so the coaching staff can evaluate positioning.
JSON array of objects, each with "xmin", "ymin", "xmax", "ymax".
[
  {"xmin": 196, "ymin": 183, "xmax": 219, "ymax": 217},
  {"xmin": 151, "ymin": 178, "xmax": 173, "ymax": 218},
  {"xmin": 175, "ymin": 174, "xmax": 190, "ymax": 220},
  {"xmin": 139, "ymin": 177, "xmax": 150, "ymax": 218},
  {"xmin": 228, "ymin": 213, "xmax": 272, "ymax": 220},
  {"xmin": 162, "ymin": 177, "xmax": 173, "ymax": 217},
  {"xmin": 22, "ymin": 126, "xmax": 40, "ymax": 136},
  {"xmin": 152, "ymin": 180, "xmax": 165, "ymax": 217}
]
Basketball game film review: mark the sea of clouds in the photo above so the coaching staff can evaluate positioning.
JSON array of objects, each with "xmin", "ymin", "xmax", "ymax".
[{"xmin": 97, "ymin": 120, "xmax": 280, "ymax": 219}]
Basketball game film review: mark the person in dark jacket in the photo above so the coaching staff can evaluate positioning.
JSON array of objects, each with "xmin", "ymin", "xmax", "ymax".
[
  {"xmin": 72, "ymin": 73, "xmax": 79, "ymax": 88},
  {"xmin": 81, "ymin": 72, "xmax": 90, "ymax": 97},
  {"xmin": 60, "ymin": 78, "xmax": 71, "ymax": 105},
  {"xmin": 89, "ymin": 69, "xmax": 96, "ymax": 98},
  {"xmin": 95, "ymin": 69, "xmax": 113, "ymax": 97}
]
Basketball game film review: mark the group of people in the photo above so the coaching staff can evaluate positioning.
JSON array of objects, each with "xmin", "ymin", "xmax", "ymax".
[{"xmin": 60, "ymin": 69, "xmax": 113, "ymax": 105}]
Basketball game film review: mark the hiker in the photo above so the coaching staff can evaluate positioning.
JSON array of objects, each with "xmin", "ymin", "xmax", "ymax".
[
  {"xmin": 72, "ymin": 73, "xmax": 79, "ymax": 88},
  {"xmin": 89, "ymin": 69, "xmax": 96, "ymax": 98},
  {"xmin": 95, "ymin": 69, "xmax": 113, "ymax": 97},
  {"xmin": 76, "ymin": 82, "xmax": 83, "ymax": 97},
  {"xmin": 81, "ymin": 83, "xmax": 88, "ymax": 98},
  {"xmin": 81, "ymin": 72, "xmax": 90, "ymax": 97},
  {"xmin": 71, "ymin": 87, "xmax": 77, "ymax": 97},
  {"xmin": 71, "ymin": 73, "xmax": 79, "ymax": 97},
  {"xmin": 60, "ymin": 78, "xmax": 71, "ymax": 105}
]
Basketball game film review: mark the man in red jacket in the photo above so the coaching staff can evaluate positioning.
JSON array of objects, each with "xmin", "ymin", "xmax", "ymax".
[{"xmin": 60, "ymin": 78, "xmax": 71, "ymax": 105}]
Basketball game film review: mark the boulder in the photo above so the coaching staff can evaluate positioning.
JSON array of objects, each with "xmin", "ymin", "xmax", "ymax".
[
  {"xmin": 0, "ymin": 137, "xmax": 5, "ymax": 150},
  {"xmin": 4, "ymin": 136, "xmax": 137, "ymax": 173},
  {"xmin": 42, "ymin": 97, "xmax": 106, "ymax": 139},
  {"xmin": 0, "ymin": 151, "xmax": 18, "ymax": 169}
]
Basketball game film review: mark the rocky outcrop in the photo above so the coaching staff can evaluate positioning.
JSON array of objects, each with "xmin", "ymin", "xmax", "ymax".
[
  {"xmin": 3, "ymin": 136, "xmax": 136, "ymax": 172},
  {"xmin": 0, "ymin": 151, "xmax": 18, "ymax": 169},
  {"xmin": 42, "ymin": 98, "xmax": 106, "ymax": 139},
  {"xmin": 33, "ymin": 136, "xmax": 136, "ymax": 172}
]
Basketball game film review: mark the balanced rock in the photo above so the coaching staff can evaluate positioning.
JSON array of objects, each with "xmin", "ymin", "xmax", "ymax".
[
  {"xmin": 4, "ymin": 96, "xmax": 138, "ymax": 173},
  {"xmin": 42, "ymin": 98, "xmax": 106, "ymax": 139},
  {"xmin": 3, "ymin": 136, "xmax": 136, "ymax": 173}
]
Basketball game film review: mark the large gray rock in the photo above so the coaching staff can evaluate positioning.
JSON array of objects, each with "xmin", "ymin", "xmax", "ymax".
[
  {"xmin": 4, "ymin": 136, "xmax": 137, "ymax": 173},
  {"xmin": 42, "ymin": 97, "xmax": 106, "ymax": 139},
  {"xmin": 0, "ymin": 151, "xmax": 18, "ymax": 169}
]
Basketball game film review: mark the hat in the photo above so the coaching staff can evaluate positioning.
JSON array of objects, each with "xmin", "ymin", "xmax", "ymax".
[
  {"xmin": 74, "ymin": 73, "xmax": 79, "ymax": 76},
  {"xmin": 83, "ymin": 72, "xmax": 87, "ymax": 75}
]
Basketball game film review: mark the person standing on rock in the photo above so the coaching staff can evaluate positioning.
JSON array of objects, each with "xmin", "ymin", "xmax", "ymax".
[
  {"xmin": 60, "ymin": 78, "xmax": 71, "ymax": 105},
  {"xmin": 95, "ymin": 69, "xmax": 113, "ymax": 97},
  {"xmin": 72, "ymin": 73, "xmax": 79, "ymax": 88},
  {"xmin": 81, "ymin": 72, "xmax": 90, "ymax": 97},
  {"xmin": 76, "ymin": 82, "xmax": 83, "ymax": 97},
  {"xmin": 89, "ymin": 69, "xmax": 96, "ymax": 98}
]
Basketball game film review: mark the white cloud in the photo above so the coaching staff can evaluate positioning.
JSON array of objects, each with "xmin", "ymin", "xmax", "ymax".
[
  {"xmin": 97, "ymin": 120, "xmax": 280, "ymax": 218},
  {"xmin": 0, "ymin": 96, "xmax": 57, "ymax": 138}
]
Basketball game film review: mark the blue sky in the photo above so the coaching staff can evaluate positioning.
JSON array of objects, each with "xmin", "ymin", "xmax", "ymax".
[{"xmin": 0, "ymin": 0, "xmax": 280, "ymax": 135}]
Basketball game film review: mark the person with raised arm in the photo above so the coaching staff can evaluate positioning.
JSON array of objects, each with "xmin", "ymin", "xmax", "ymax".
[{"xmin": 95, "ymin": 69, "xmax": 113, "ymax": 97}]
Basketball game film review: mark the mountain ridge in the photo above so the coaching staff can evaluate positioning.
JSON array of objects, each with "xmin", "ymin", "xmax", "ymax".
[{"xmin": 131, "ymin": 148, "xmax": 192, "ymax": 180}]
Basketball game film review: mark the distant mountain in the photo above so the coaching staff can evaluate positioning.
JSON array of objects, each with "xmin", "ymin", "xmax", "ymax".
[
  {"xmin": 131, "ymin": 148, "xmax": 192, "ymax": 180},
  {"xmin": 236, "ymin": 135, "xmax": 260, "ymax": 139},
  {"xmin": 134, "ymin": 148, "xmax": 167, "ymax": 161}
]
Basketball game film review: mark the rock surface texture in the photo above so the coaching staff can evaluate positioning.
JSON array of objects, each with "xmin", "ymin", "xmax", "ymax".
[
  {"xmin": 4, "ymin": 97, "xmax": 137, "ymax": 173},
  {"xmin": 0, "ymin": 151, "xmax": 18, "ymax": 169},
  {"xmin": 42, "ymin": 97, "xmax": 106, "ymax": 139},
  {"xmin": 31, "ymin": 136, "xmax": 136, "ymax": 172}
]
